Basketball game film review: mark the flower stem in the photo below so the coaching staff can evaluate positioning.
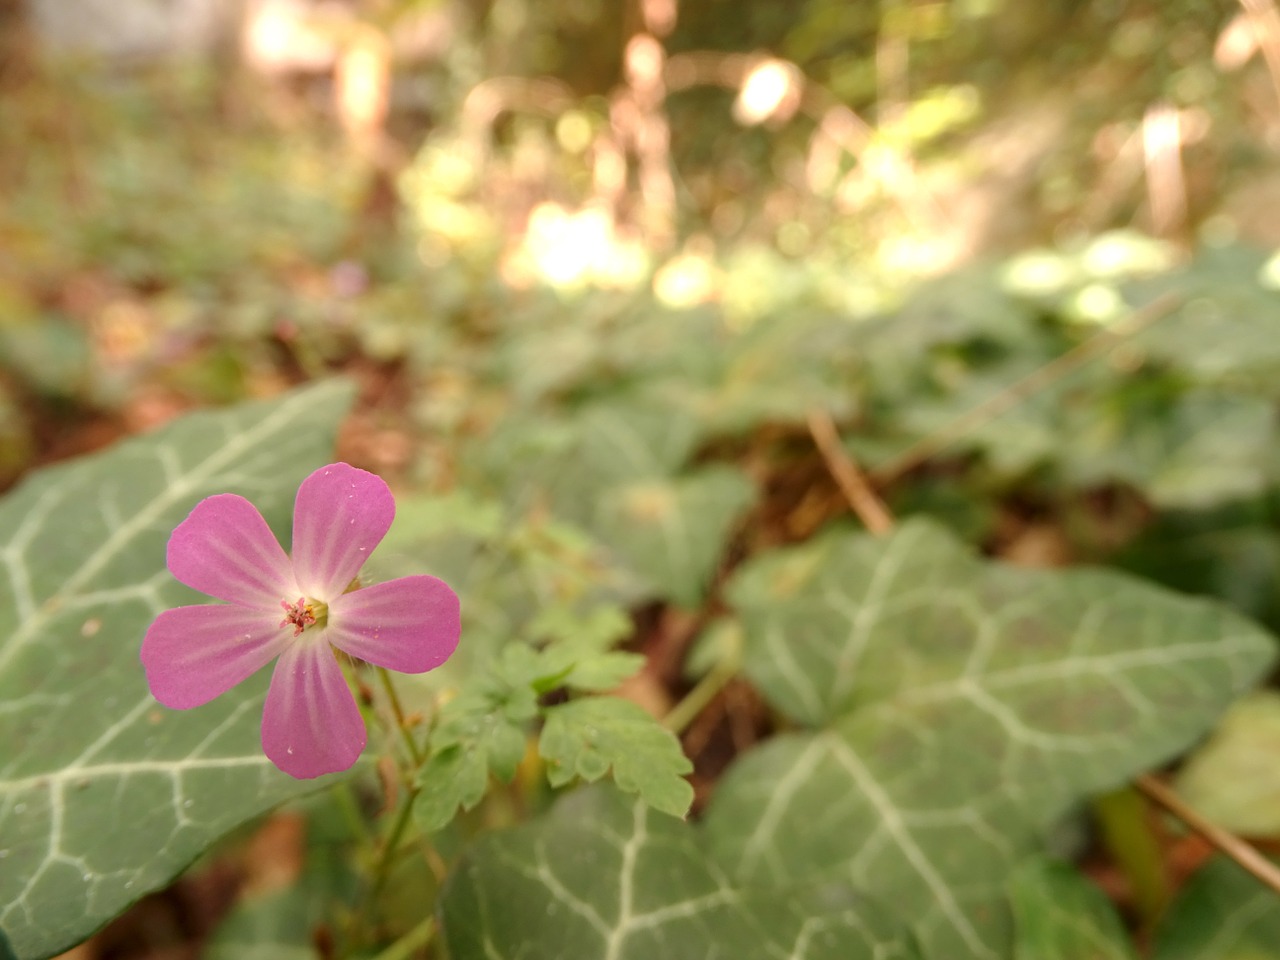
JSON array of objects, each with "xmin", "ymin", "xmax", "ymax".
[
  {"xmin": 377, "ymin": 665, "xmax": 425, "ymax": 767},
  {"xmin": 346, "ymin": 761, "xmax": 425, "ymax": 952},
  {"xmin": 663, "ymin": 652, "xmax": 740, "ymax": 735},
  {"xmin": 344, "ymin": 668, "xmax": 434, "ymax": 953},
  {"xmin": 368, "ymin": 781, "xmax": 423, "ymax": 902}
]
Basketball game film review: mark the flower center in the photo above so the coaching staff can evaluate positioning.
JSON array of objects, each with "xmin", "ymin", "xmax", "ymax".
[{"xmin": 280, "ymin": 597, "xmax": 328, "ymax": 636}]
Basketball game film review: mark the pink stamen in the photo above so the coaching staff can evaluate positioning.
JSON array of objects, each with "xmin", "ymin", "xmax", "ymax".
[{"xmin": 279, "ymin": 597, "xmax": 317, "ymax": 636}]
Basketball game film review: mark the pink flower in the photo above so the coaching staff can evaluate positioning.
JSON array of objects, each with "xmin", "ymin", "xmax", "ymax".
[{"xmin": 141, "ymin": 463, "xmax": 461, "ymax": 779}]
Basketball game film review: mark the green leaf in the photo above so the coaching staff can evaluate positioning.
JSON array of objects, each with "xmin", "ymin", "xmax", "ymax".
[
  {"xmin": 1130, "ymin": 246, "xmax": 1280, "ymax": 386},
  {"xmin": 0, "ymin": 381, "xmax": 355, "ymax": 960},
  {"xmin": 559, "ymin": 651, "xmax": 647, "ymax": 691},
  {"xmin": 707, "ymin": 519, "xmax": 1274, "ymax": 959},
  {"xmin": 465, "ymin": 397, "xmax": 754, "ymax": 607},
  {"xmin": 1174, "ymin": 690, "xmax": 1280, "ymax": 836},
  {"xmin": 1007, "ymin": 859, "xmax": 1137, "ymax": 960},
  {"xmin": 439, "ymin": 784, "xmax": 923, "ymax": 960},
  {"xmin": 596, "ymin": 466, "xmax": 755, "ymax": 608},
  {"xmin": 414, "ymin": 667, "xmax": 538, "ymax": 834},
  {"xmin": 728, "ymin": 518, "xmax": 1273, "ymax": 729},
  {"xmin": 539, "ymin": 698, "xmax": 693, "ymax": 818},
  {"xmin": 1065, "ymin": 389, "xmax": 1279, "ymax": 509},
  {"xmin": 1113, "ymin": 497, "xmax": 1280, "ymax": 636},
  {"xmin": 1151, "ymin": 856, "xmax": 1280, "ymax": 959}
]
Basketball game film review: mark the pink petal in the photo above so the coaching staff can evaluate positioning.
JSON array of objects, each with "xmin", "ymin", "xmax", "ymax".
[
  {"xmin": 167, "ymin": 494, "xmax": 297, "ymax": 609},
  {"xmin": 326, "ymin": 576, "xmax": 462, "ymax": 673},
  {"xmin": 291, "ymin": 463, "xmax": 395, "ymax": 600},
  {"xmin": 261, "ymin": 639, "xmax": 366, "ymax": 779},
  {"xmin": 141, "ymin": 605, "xmax": 291, "ymax": 709}
]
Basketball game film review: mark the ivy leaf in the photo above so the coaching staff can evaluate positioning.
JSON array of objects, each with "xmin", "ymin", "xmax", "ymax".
[
  {"xmin": 438, "ymin": 784, "xmax": 923, "ymax": 960},
  {"xmin": 728, "ymin": 519, "xmax": 1273, "ymax": 731},
  {"xmin": 539, "ymin": 698, "xmax": 693, "ymax": 818},
  {"xmin": 707, "ymin": 519, "xmax": 1274, "ymax": 959},
  {"xmin": 468, "ymin": 401, "xmax": 753, "ymax": 607},
  {"xmin": 595, "ymin": 467, "xmax": 755, "ymax": 608},
  {"xmin": 1130, "ymin": 246, "xmax": 1280, "ymax": 386},
  {"xmin": 1151, "ymin": 856, "xmax": 1280, "ymax": 959},
  {"xmin": 1007, "ymin": 859, "xmax": 1137, "ymax": 960},
  {"xmin": 0, "ymin": 382, "xmax": 354, "ymax": 960}
]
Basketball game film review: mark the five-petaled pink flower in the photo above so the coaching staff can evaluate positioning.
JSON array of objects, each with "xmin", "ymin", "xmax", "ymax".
[{"xmin": 141, "ymin": 462, "xmax": 461, "ymax": 779}]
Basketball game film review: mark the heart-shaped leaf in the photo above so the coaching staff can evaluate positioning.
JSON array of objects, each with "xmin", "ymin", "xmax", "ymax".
[
  {"xmin": 705, "ymin": 519, "xmax": 1274, "ymax": 959},
  {"xmin": 439, "ymin": 784, "xmax": 922, "ymax": 960},
  {"xmin": 0, "ymin": 381, "xmax": 354, "ymax": 960}
]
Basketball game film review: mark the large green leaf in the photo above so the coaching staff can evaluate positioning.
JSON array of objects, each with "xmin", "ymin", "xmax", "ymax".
[
  {"xmin": 0, "ymin": 381, "xmax": 354, "ymax": 960},
  {"xmin": 1151, "ymin": 856, "xmax": 1280, "ymax": 959},
  {"xmin": 705, "ymin": 519, "xmax": 1274, "ymax": 959},
  {"xmin": 439, "ymin": 784, "xmax": 922, "ymax": 960}
]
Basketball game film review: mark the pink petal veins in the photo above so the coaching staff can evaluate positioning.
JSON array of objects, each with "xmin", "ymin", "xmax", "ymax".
[
  {"xmin": 326, "ymin": 576, "xmax": 462, "ymax": 674},
  {"xmin": 167, "ymin": 494, "xmax": 297, "ymax": 609},
  {"xmin": 290, "ymin": 463, "xmax": 395, "ymax": 600},
  {"xmin": 261, "ymin": 640, "xmax": 366, "ymax": 779},
  {"xmin": 141, "ymin": 604, "xmax": 292, "ymax": 709}
]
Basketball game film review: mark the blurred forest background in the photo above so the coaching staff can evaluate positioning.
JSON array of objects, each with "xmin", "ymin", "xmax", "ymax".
[
  {"xmin": 9, "ymin": 0, "xmax": 1280, "ymax": 955},
  {"xmin": 6, "ymin": 0, "xmax": 1280, "ymax": 496}
]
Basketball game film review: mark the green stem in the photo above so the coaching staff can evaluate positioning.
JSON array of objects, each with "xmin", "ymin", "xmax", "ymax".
[
  {"xmin": 346, "ymin": 669, "xmax": 433, "ymax": 952},
  {"xmin": 349, "ymin": 779, "xmax": 423, "ymax": 951},
  {"xmin": 663, "ymin": 654, "xmax": 740, "ymax": 735},
  {"xmin": 374, "ymin": 782, "xmax": 423, "ymax": 894},
  {"xmin": 370, "ymin": 915, "xmax": 435, "ymax": 960},
  {"xmin": 378, "ymin": 666, "xmax": 425, "ymax": 767}
]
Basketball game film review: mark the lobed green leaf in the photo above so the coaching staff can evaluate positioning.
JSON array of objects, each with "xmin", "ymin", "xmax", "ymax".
[{"xmin": 539, "ymin": 698, "xmax": 693, "ymax": 819}]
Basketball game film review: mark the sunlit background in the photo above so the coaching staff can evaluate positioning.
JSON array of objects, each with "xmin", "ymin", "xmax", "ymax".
[{"xmin": 7, "ymin": 0, "xmax": 1280, "ymax": 492}]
